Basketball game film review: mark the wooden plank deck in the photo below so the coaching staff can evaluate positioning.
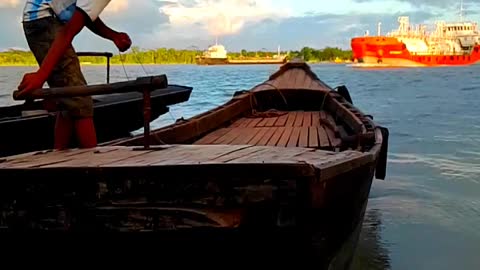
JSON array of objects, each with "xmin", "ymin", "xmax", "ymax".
[
  {"xmin": 194, "ymin": 111, "xmax": 342, "ymax": 149},
  {"xmin": 0, "ymin": 145, "xmax": 366, "ymax": 172}
]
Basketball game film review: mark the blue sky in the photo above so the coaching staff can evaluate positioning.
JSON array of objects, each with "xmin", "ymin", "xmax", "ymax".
[{"xmin": 0, "ymin": 0, "xmax": 477, "ymax": 52}]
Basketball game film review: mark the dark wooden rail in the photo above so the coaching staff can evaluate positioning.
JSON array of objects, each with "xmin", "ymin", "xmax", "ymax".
[
  {"xmin": 77, "ymin": 51, "xmax": 113, "ymax": 83},
  {"xmin": 76, "ymin": 52, "xmax": 113, "ymax": 58},
  {"xmin": 13, "ymin": 75, "xmax": 167, "ymax": 100}
]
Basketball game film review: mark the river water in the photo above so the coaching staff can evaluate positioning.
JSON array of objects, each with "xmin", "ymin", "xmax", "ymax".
[{"xmin": 1, "ymin": 63, "xmax": 480, "ymax": 269}]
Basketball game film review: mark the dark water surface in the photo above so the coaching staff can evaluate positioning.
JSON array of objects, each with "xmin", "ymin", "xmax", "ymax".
[{"xmin": 1, "ymin": 64, "xmax": 480, "ymax": 269}]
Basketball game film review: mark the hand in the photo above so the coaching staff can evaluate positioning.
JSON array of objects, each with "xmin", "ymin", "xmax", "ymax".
[
  {"xmin": 17, "ymin": 71, "xmax": 47, "ymax": 97},
  {"xmin": 113, "ymin": 32, "xmax": 132, "ymax": 52}
]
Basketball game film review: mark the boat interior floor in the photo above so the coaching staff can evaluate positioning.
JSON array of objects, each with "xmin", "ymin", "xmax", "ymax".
[{"xmin": 194, "ymin": 110, "xmax": 341, "ymax": 150}]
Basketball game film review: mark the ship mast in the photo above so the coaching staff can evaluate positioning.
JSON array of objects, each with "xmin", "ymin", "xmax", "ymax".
[{"xmin": 460, "ymin": 0, "xmax": 464, "ymax": 22}]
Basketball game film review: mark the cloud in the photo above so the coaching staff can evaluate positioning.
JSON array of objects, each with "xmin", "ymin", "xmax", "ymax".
[
  {"xmin": 0, "ymin": 0, "xmax": 479, "ymax": 53},
  {"xmin": 104, "ymin": 0, "xmax": 129, "ymax": 13},
  {"xmin": 0, "ymin": 0, "xmax": 19, "ymax": 8},
  {"xmin": 158, "ymin": 0, "xmax": 290, "ymax": 36},
  {"xmin": 0, "ymin": 3, "xmax": 28, "ymax": 50}
]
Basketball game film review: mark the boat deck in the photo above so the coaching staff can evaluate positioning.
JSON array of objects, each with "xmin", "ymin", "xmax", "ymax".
[
  {"xmin": 194, "ymin": 111, "xmax": 341, "ymax": 149},
  {"xmin": 0, "ymin": 144, "xmax": 368, "ymax": 174}
]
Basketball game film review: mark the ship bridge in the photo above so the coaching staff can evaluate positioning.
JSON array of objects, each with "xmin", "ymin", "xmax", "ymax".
[{"xmin": 203, "ymin": 44, "xmax": 227, "ymax": 59}]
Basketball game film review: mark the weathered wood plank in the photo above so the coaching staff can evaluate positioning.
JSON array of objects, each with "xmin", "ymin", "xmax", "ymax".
[
  {"xmin": 247, "ymin": 118, "xmax": 263, "ymax": 127},
  {"xmin": 194, "ymin": 128, "xmax": 231, "ymax": 144},
  {"xmin": 324, "ymin": 126, "xmax": 341, "ymax": 147},
  {"xmin": 299, "ymin": 127, "xmax": 309, "ymax": 148},
  {"xmin": 265, "ymin": 117, "xmax": 278, "ymax": 127},
  {"xmin": 293, "ymin": 112, "xmax": 304, "ymax": 127},
  {"xmin": 321, "ymin": 111, "xmax": 338, "ymax": 132},
  {"xmin": 230, "ymin": 128, "xmax": 261, "ymax": 145},
  {"xmin": 210, "ymin": 146, "xmax": 264, "ymax": 163},
  {"xmin": 228, "ymin": 117, "xmax": 246, "ymax": 128},
  {"xmin": 287, "ymin": 128, "xmax": 301, "ymax": 147},
  {"xmin": 102, "ymin": 147, "xmax": 182, "ymax": 166},
  {"xmin": 248, "ymin": 128, "xmax": 269, "ymax": 145},
  {"xmin": 325, "ymin": 95, "xmax": 366, "ymax": 134},
  {"xmin": 276, "ymin": 127, "xmax": 294, "ymax": 147},
  {"xmin": 266, "ymin": 127, "xmax": 286, "ymax": 146},
  {"xmin": 317, "ymin": 126, "xmax": 331, "ymax": 148},
  {"xmin": 312, "ymin": 112, "xmax": 321, "ymax": 127},
  {"xmin": 238, "ymin": 118, "xmax": 254, "ymax": 128},
  {"xmin": 230, "ymin": 146, "xmax": 311, "ymax": 163},
  {"xmin": 292, "ymin": 67, "xmax": 307, "ymax": 89},
  {"xmin": 256, "ymin": 127, "xmax": 277, "ymax": 146},
  {"xmin": 40, "ymin": 148, "xmax": 153, "ymax": 168},
  {"xmin": 285, "ymin": 112, "xmax": 297, "ymax": 127},
  {"xmin": 308, "ymin": 127, "xmax": 319, "ymax": 148},
  {"xmin": 1, "ymin": 148, "xmax": 95, "ymax": 168},
  {"xmin": 274, "ymin": 113, "xmax": 289, "ymax": 127},
  {"xmin": 284, "ymin": 69, "xmax": 298, "ymax": 89},
  {"xmin": 13, "ymin": 74, "xmax": 168, "ymax": 100},
  {"xmin": 213, "ymin": 128, "xmax": 244, "ymax": 144},
  {"xmin": 256, "ymin": 118, "xmax": 270, "ymax": 127},
  {"xmin": 151, "ymin": 145, "xmax": 252, "ymax": 165},
  {"xmin": 303, "ymin": 112, "xmax": 312, "ymax": 127}
]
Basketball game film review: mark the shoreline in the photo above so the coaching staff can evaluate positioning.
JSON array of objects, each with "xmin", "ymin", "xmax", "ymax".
[
  {"xmin": 0, "ymin": 63, "xmax": 196, "ymax": 67},
  {"xmin": 0, "ymin": 61, "xmax": 350, "ymax": 67}
]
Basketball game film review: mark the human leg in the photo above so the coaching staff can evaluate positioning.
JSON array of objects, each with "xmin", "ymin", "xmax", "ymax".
[{"xmin": 23, "ymin": 17, "xmax": 96, "ymax": 149}]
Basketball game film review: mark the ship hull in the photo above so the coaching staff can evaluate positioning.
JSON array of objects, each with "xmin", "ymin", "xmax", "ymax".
[
  {"xmin": 351, "ymin": 36, "xmax": 480, "ymax": 67},
  {"xmin": 196, "ymin": 57, "xmax": 287, "ymax": 65},
  {"xmin": 195, "ymin": 57, "xmax": 229, "ymax": 65}
]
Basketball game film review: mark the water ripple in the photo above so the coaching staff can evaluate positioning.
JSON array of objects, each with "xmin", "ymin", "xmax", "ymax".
[{"xmin": 389, "ymin": 153, "xmax": 480, "ymax": 183}]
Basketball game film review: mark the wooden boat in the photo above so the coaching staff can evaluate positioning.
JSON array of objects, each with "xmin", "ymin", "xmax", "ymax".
[
  {"xmin": 0, "ymin": 80, "xmax": 192, "ymax": 157},
  {"xmin": 0, "ymin": 61, "xmax": 388, "ymax": 268}
]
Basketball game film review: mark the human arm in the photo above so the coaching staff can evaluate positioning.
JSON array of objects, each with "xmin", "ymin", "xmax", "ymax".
[
  {"xmin": 18, "ymin": 9, "xmax": 87, "ymax": 94},
  {"xmin": 86, "ymin": 17, "xmax": 131, "ymax": 52},
  {"xmin": 17, "ymin": 0, "xmax": 130, "ymax": 94}
]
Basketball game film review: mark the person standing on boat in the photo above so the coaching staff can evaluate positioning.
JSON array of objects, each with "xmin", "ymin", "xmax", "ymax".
[{"xmin": 17, "ymin": 0, "xmax": 131, "ymax": 149}]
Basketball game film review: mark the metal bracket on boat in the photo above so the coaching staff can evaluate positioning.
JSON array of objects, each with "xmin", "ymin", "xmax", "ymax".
[
  {"xmin": 375, "ymin": 126, "xmax": 389, "ymax": 180},
  {"xmin": 335, "ymin": 85, "xmax": 353, "ymax": 104}
]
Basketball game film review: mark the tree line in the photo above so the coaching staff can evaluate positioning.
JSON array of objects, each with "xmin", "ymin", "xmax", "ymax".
[{"xmin": 0, "ymin": 46, "xmax": 352, "ymax": 65}]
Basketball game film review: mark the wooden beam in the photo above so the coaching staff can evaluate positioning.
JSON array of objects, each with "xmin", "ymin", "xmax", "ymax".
[
  {"xmin": 76, "ymin": 52, "xmax": 113, "ymax": 58},
  {"xmin": 13, "ymin": 75, "xmax": 168, "ymax": 100}
]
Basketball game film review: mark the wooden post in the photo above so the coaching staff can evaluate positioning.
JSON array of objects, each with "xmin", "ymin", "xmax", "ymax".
[
  {"xmin": 107, "ymin": 56, "xmax": 110, "ymax": 84},
  {"xmin": 143, "ymin": 88, "xmax": 151, "ymax": 149}
]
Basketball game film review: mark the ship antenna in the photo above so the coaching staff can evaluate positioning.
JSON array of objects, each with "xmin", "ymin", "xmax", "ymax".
[{"xmin": 460, "ymin": 0, "xmax": 464, "ymax": 21}]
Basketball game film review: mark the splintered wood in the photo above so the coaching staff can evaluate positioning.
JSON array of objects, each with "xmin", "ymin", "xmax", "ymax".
[{"xmin": 194, "ymin": 111, "xmax": 341, "ymax": 149}]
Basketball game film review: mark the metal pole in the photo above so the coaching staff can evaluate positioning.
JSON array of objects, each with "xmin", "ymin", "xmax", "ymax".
[
  {"xmin": 106, "ymin": 56, "xmax": 110, "ymax": 84},
  {"xmin": 143, "ymin": 89, "xmax": 151, "ymax": 149}
]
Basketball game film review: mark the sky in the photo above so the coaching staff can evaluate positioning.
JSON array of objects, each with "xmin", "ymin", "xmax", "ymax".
[{"xmin": 0, "ymin": 0, "xmax": 478, "ymax": 52}]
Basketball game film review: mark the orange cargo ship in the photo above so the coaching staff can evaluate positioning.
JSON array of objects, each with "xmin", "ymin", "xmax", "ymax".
[{"xmin": 351, "ymin": 14, "xmax": 480, "ymax": 67}]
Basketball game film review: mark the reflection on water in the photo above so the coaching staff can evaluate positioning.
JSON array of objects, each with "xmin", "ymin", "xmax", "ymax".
[{"xmin": 352, "ymin": 209, "xmax": 391, "ymax": 270}]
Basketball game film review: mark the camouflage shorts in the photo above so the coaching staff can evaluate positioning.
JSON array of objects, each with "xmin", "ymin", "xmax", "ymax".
[{"xmin": 23, "ymin": 16, "xmax": 93, "ymax": 118}]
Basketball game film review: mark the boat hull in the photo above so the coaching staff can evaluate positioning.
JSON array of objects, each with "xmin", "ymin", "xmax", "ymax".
[
  {"xmin": 351, "ymin": 36, "xmax": 480, "ymax": 67},
  {"xmin": 0, "ymin": 61, "xmax": 388, "ymax": 269},
  {"xmin": 0, "ymin": 149, "xmax": 376, "ymax": 268},
  {"xmin": 195, "ymin": 57, "xmax": 229, "ymax": 65},
  {"xmin": 0, "ymin": 85, "xmax": 192, "ymax": 157}
]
